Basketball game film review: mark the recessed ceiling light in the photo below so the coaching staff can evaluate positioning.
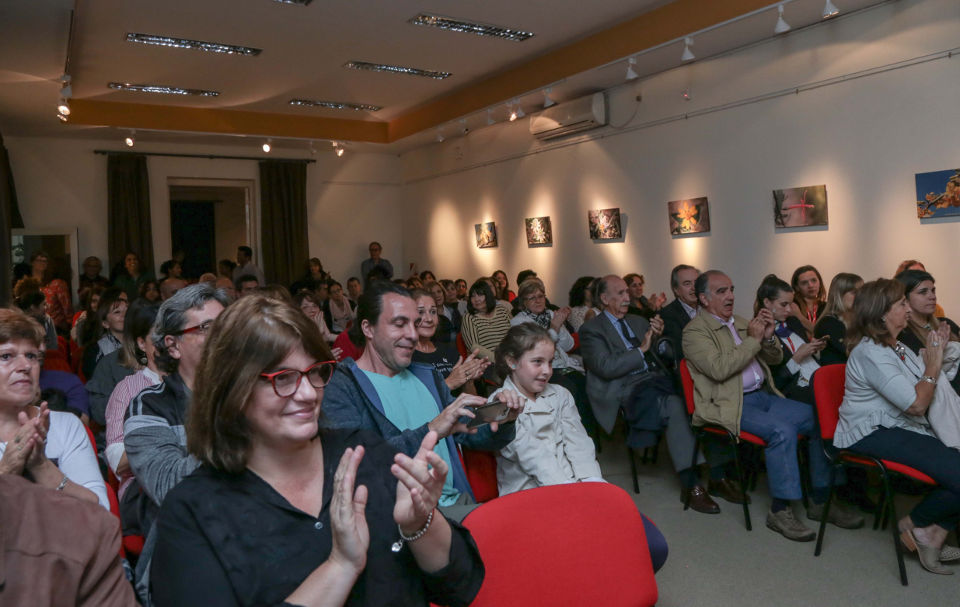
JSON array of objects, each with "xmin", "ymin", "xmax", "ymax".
[
  {"xmin": 409, "ymin": 13, "xmax": 534, "ymax": 42},
  {"xmin": 108, "ymin": 82, "xmax": 220, "ymax": 96},
  {"xmin": 273, "ymin": 0, "xmax": 313, "ymax": 5},
  {"xmin": 344, "ymin": 61, "xmax": 451, "ymax": 80},
  {"xmin": 289, "ymin": 99, "xmax": 382, "ymax": 112},
  {"xmin": 125, "ymin": 33, "xmax": 262, "ymax": 56}
]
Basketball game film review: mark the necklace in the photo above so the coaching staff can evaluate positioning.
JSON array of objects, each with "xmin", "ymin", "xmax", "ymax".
[{"xmin": 893, "ymin": 342, "xmax": 907, "ymax": 361}]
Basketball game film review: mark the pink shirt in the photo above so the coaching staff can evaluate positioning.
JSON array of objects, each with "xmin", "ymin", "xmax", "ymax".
[
  {"xmin": 105, "ymin": 367, "xmax": 160, "ymax": 499},
  {"xmin": 711, "ymin": 314, "xmax": 765, "ymax": 393}
]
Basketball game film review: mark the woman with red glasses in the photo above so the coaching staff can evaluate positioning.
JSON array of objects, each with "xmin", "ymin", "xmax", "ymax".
[{"xmin": 151, "ymin": 294, "xmax": 483, "ymax": 606}]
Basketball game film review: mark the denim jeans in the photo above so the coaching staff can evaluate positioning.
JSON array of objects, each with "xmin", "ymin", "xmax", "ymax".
[{"xmin": 739, "ymin": 390, "xmax": 832, "ymax": 500}]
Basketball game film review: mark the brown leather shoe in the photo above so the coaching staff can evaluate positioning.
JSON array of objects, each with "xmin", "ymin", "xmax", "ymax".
[
  {"xmin": 708, "ymin": 478, "xmax": 751, "ymax": 505},
  {"xmin": 682, "ymin": 485, "xmax": 721, "ymax": 514}
]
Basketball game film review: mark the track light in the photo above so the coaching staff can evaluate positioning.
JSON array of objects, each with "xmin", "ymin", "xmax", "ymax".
[
  {"xmin": 56, "ymin": 113, "xmax": 68, "ymax": 123},
  {"xmin": 543, "ymin": 87, "xmax": 555, "ymax": 108},
  {"xmin": 262, "ymin": 139, "xmax": 272, "ymax": 153},
  {"xmin": 486, "ymin": 108, "xmax": 495, "ymax": 126},
  {"xmin": 57, "ymin": 98, "xmax": 70, "ymax": 116},
  {"xmin": 335, "ymin": 145, "xmax": 345, "ymax": 157},
  {"xmin": 625, "ymin": 57, "xmax": 638, "ymax": 81},
  {"xmin": 124, "ymin": 130, "xmax": 135, "ymax": 147},
  {"xmin": 681, "ymin": 37, "xmax": 695, "ymax": 62},
  {"xmin": 436, "ymin": 128, "xmax": 445, "ymax": 143},
  {"xmin": 514, "ymin": 102, "xmax": 525, "ymax": 120},
  {"xmin": 774, "ymin": 5, "xmax": 791, "ymax": 34},
  {"xmin": 509, "ymin": 107, "xmax": 518, "ymax": 121},
  {"xmin": 822, "ymin": 0, "xmax": 839, "ymax": 18}
]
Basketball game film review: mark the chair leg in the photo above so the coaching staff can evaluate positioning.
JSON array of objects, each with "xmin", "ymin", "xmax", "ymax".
[
  {"xmin": 683, "ymin": 434, "xmax": 701, "ymax": 511},
  {"xmin": 627, "ymin": 446, "xmax": 640, "ymax": 494},
  {"xmin": 815, "ymin": 466, "xmax": 839, "ymax": 556},
  {"xmin": 641, "ymin": 446, "xmax": 651, "ymax": 464},
  {"xmin": 731, "ymin": 442, "xmax": 752, "ymax": 531},
  {"xmin": 880, "ymin": 471, "xmax": 908, "ymax": 586}
]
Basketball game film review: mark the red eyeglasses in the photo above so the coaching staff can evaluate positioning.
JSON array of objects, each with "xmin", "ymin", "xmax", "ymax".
[{"xmin": 259, "ymin": 361, "xmax": 336, "ymax": 397}]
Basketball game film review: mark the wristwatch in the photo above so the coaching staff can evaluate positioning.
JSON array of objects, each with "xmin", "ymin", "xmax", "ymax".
[{"xmin": 919, "ymin": 376, "xmax": 937, "ymax": 385}]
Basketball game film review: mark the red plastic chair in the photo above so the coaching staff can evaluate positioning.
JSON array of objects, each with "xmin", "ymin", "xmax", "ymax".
[
  {"xmin": 462, "ymin": 483, "xmax": 658, "ymax": 607},
  {"xmin": 461, "ymin": 449, "xmax": 499, "ymax": 503},
  {"xmin": 455, "ymin": 332, "xmax": 468, "ymax": 359},
  {"xmin": 811, "ymin": 364, "xmax": 936, "ymax": 586}
]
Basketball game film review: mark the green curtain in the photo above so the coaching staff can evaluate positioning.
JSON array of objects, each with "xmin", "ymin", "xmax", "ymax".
[
  {"xmin": 259, "ymin": 160, "xmax": 308, "ymax": 287},
  {"xmin": 107, "ymin": 154, "xmax": 154, "ymax": 273},
  {"xmin": 0, "ymin": 133, "xmax": 24, "ymax": 305}
]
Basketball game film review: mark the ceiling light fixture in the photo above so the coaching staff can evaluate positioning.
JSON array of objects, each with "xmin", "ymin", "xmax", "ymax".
[
  {"xmin": 344, "ymin": 61, "xmax": 451, "ymax": 80},
  {"xmin": 57, "ymin": 98, "xmax": 70, "ymax": 116},
  {"xmin": 774, "ymin": 5, "xmax": 791, "ymax": 34},
  {"xmin": 273, "ymin": 0, "xmax": 314, "ymax": 5},
  {"xmin": 515, "ymin": 105, "xmax": 525, "ymax": 119},
  {"xmin": 262, "ymin": 139, "xmax": 272, "ymax": 153},
  {"xmin": 542, "ymin": 87, "xmax": 555, "ymax": 108},
  {"xmin": 289, "ymin": 99, "xmax": 382, "ymax": 112},
  {"xmin": 332, "ymin": 141, "xmax": 345, "ymax": 157},
  {"xmin": 822, "ymin": 0, "xmax": 839, "ymax": 18},
  {"xmin": 56, "ymin": 113, "xmax": 68, "ymax": 123},
  {"xmin": 125, "ymin": 33, "xmax": 262, "ymax": 56},
  {"xmin": 124, "ymin": 130, "xmax": 135, "ymax": 147},
  {"xmin": 625, "ymin": 57, "xmax": 639, "ymax": 81},
  {"xmin": 335, "ymin": 145, "xmax": 345, "ymax": 157},
  {"xmin": 459, "ymin": 119, "xmax": 468, "ymax": 135},
  {"xmin": 486, "ymin": 108, "xmax": 495, "ymax": 126},
  {"xmin": 408, "ymin": 13, "xmax": 534, "ymax": 42},
  {"xmin": 309, "ymin": 141, "xmax": 317, "ymax": 156},
  {"xmin": 108, "ymin": 82, "xmax": 220, "ymax": 96},
  {"xmin": 681, "ymin": 37, "xmax": 695, "ymax": 62}
]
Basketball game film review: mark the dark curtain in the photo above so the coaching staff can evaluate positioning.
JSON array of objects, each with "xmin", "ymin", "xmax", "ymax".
[
  {"xmin": 0, "ymin": 133, "xmax": 24, "ymax": 305},
  {"xmin": 259, "ymin": 160, "xmax": 308, "ymax": 287},
  {"xmin": 107, "ymin": 154, "xmax": 154, "ymax": 273}
]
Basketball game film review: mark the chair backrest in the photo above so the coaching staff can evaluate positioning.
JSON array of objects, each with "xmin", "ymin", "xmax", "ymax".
[
  {"xmin": 462, "ymin": 483, "xmax": 658, "ymax": 607},
  {"xmin": 455, "ymin": 332, "xmax": 468, "ymax": 358},
  {"xmin": 812, "ymin": 364, "xmax": 846, "ymax": 440},
  {"xmin": 461, "ymin": 448, "xmax": 499, "ymax": 503},
  {"xmin": 679, "ymin": 359, "xmax": 696, "ymax": 416}
]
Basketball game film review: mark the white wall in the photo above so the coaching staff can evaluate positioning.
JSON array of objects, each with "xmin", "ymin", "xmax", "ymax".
[{"xmin": 399, "ymin": 0, "xmax": 960, "ymax": 316}]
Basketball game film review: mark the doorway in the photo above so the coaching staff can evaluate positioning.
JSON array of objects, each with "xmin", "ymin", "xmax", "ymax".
[{"xmin": 167, "ymin": 182, "xmax": 254, "ymax": 280}]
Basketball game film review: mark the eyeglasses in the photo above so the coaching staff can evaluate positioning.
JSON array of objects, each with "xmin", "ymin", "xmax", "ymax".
[
  {"xmin": 178, "ymin": 319, "xmax": 215, "ymax": 336},
  {"xmin": 260, "ymin": 361, "xmax": 336, "ymax": 397},
  {"xmin": 524, "ymin": 294, "xmax": 546, "ymax": 302}
]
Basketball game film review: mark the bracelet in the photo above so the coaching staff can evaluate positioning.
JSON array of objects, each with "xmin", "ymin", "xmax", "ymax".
[
  {"xmin": 56, "ymin": 475, "xmax": 69, "ymax": 491},
  {"xmin": 919, "ymin": 375, "xmax": 937, "ymax": 385},
  {"xmin": 763, "ymin": 336, "xmax": 778, "ymax": 345},
  {"xmin": 391, "ymin": 508, "xmax": 435, "ymax": 553}
]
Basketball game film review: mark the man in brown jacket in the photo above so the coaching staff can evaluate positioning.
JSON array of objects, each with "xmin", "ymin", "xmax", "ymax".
[
  {"xmin": 0, "ymin": 474, "xmax": 135, "ymax": 606},
  {"xmin": 682, "ymin": 270, "xmax": 862, "ymax": 541}
]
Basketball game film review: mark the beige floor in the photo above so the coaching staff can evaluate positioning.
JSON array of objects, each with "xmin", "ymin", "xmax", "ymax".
[{"xmin": 594, "ymin": 435, "xmax": 959, "ymax": 606}]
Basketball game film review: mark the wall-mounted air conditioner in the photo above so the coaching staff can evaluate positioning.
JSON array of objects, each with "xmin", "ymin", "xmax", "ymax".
[{"xmin": 529, "ymin": 92, "xmax": 607, "ymax": 141}]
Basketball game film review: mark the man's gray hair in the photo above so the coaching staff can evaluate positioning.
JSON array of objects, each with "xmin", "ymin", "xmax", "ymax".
[{"xmin": 152, "ymin": 282, "xmax": 231, "ymax": 373}]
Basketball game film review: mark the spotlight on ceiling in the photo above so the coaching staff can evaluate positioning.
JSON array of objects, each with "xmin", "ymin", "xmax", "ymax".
[
  {"xmin": 774, "ymin": 4, "xmax": 791, "ymax": 34},
  {"xmin": 262, "ymin": 139, "xmax": 272, "ymax": 153},
  {"xmin": 514, "ymin": 102, "xmax": 525, "ymax": 120},
  {"xmin": 124, "ymin": 130, "xmax": 135, "ymax": 147},
  {"xmin": 335, "ymin": 145, "xmax": 345, "ymax": 157},
  {"xmin": 56, "ymin": 113, "xmax": 68, "ymax": 123},
  {"xmin": 543, "ymin": 87, "xmax": 555, "ymax": 108},
  {"xmin": 681, "ymin": 37, "xmax": 695, "ymax": 62},
  {"xmin": 309, "ymin": 141, "xmax": 317, "ymax": 155},
  {"xmin": 57, "ymin": 98, "xmax": 70, "ymax": 116},
  {"xmin": 625, "ymin": 57, "xmax": 638, "ymax": 81},
  {"xmin": 822, "ymin": 0, "xmax": 840, "ymax": 18}
]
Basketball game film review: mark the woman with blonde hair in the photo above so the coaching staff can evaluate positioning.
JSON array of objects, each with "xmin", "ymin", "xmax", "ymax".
[{"xmin": 814, "ymin": 272, "xmax": 863, "ymax": 366}]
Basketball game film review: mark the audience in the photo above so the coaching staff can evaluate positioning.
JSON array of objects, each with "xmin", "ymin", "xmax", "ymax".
[
  {"xmin": 461, "ymin": 279, "xmax": 513, "ymax": 363},
  {"xmin": 139, "ymin": 279, "xmax": 161, "ymax": 303},
  {"xmin": 659, "ymin": 265, "xmax": 700, "ymax": 361},
  {"xmin": 158, "ymin": 277, "xmax": 187, "ymax": 301},
  {"xmin": 294, "ymin": 289, "xmax": 339, "ymax": 346},
  {"xmin": 235, "ymin": 273, "xmax": 260, "ymax": 297},
  {"xmin": 410, "ymin": 288, "xmax": 486, "ymax": 395},
  {"xmin": 324, "ymin": 279, "xmax": 357, "ymax": 333},
  {"xmin": 625, "ymin": 272, "xmax": 666, "ymax": 319},
  {"xmin": 78, "ymin": 255, "xmax": 109, "ymax": 294},
  {"xmin": 150, "ymin": 294, "xmax": 484, "ymax": 605},
  {"xmin": 290, "ymin": 256, "xmax": 330, "ymax": 294},
  {"xmin": 835, "ymin": 278, "xmax": 960, "ymax": 574},
  {"xmin": 30, "ymin": 250, "xmax": 73, "ymax": 333},
  {"xmin": 566, "ymin": 275, "xmax": 595, "ymax": 332},
  {"xmin": 361, "ymin": 241, "xmax": 394, "ymax": 281},
  {"xmin": 894, "ymin": 269, "xmax": 960, "ymax": 395},
  {"xmin": 113, "ymin": 251, "xmax": 155, "ymax": 303},
  {"xmin": 814, "ymin": 272, "xmax": 863, "ymax": 365},
  {"xmin": 80, "ymin": 287, "xmax": 128, "ymax": 381},
  {"xmin": 346, "ymin": 275, "xmax": 363, "ymax": 302},
  {"xmin": 231, "ymin": 245, "xmax": 265, "ymax": 286},
  {"xmin": 683, "ymin": 270, "xmax": 862, "ymax": 541},
  {"xmin": 84, "ymin": 289, "xmax": 135, "ymax": 426},
  {"xmin": 13, "ymin": 278, "xmax": 58, "ymax": 351},
  {"xmin": 790, "ymin": 264, "xmax": 826, "ymax": 338},
  {"xmin": 896, "ymin": 259, "xmax": 946, "ymax": 317},
  {"xmin": 492, "ymin": 269, "xmax": 515, "ymax": 302}
]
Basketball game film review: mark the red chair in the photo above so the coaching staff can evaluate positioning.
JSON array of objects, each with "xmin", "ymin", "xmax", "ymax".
[
  {"xmin": 462, "ymin": 483, "xmax": 658, "ymax": 607},
  {"xmin": 811, "ymin": 364, "xmax": 936, "ymax": 586},
  {"xmin": 455, "ymin": 332, "xmax": 468, "ymax": 359},
  {"xmin": 461, "ymin": 448, "xmax": 499, "ymax": 503}
]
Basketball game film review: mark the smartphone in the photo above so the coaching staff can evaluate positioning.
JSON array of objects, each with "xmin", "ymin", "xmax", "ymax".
[{"xmin": 465, "ymin": 401, "xmax": 512, "ymax": 429}]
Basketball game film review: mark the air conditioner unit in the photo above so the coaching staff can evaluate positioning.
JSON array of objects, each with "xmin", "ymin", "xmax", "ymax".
[{"xmin": 529, "ymin": 92, "xmax": 607, "ymax": 141}]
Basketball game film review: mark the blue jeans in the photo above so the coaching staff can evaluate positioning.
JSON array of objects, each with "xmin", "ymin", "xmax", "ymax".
[{"xmin": 739, "ymin": 391, "xmax": 832, "ymax": 501}]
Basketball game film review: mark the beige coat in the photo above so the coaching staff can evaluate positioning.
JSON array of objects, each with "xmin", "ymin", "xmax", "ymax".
[{"xmin": 681, "ymin": 312, "xmax": 783, "ymax": 435}]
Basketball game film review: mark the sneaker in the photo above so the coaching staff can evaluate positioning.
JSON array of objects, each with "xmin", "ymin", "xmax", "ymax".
[
  {"xmin": 807, "ymin": 501, "xmax": 865, "ymax": 529},
  {"xmin": 766, "ymin": 507, "xmax": 816, "ymax": 542}
]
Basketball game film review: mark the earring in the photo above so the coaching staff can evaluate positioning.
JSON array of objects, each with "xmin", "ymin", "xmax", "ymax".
[
  {"xmin": 881, "ymin": 316, "xmax": 886, "ymax": 323},
  {"xmin": 510, "ymin": 364, "xmax": 516, "ymax": 370}
]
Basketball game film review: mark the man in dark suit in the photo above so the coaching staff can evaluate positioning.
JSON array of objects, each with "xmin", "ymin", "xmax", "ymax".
[
  {"xmin": 580, "ymin": 275, "xmax": 742, "ymax": 513},
  {"xmin": 659, "ymin": 264, "xmax": 701, "ymax": 361}
]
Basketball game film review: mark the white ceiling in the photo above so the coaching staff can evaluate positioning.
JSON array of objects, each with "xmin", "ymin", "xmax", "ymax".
[{"xmin": 0, "ymin": 0, "xmax": 889, "ymax": 153}]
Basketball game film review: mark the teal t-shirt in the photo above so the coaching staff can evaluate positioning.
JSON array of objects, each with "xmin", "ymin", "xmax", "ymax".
[{"xmin": 360, "ymin": 369, "xmax": 459, "ymax": 506}]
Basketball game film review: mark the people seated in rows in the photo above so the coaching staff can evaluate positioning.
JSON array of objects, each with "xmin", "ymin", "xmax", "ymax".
[
  {"xmin": 235, "ymin": 273, "xmax": 260, "ymax": 297},
  {"xmin": 894, "ymin": 269, "xmax": 960, "ymax": 395},
  {"xmin": 123, "ymin": 283, "xmax": 229, "ymax": 594},
  {"xmin": 755, "ymin": 275, "xmax": 824, "ymax": 406},
  {"xmin": 580, "ymin": 275, "xmax": 740, "ymax": 514},
  {"xmin": 294, "ymin": 288, "xmax": 339, "ymax": 346},
  {"xmin": 683, "ymin": 270, "xmax": 863, "ymax": 541},
  {"xmin": 30, "ymin": 250, "xmax": 73, "ymax": 334},
  {"xmin": 80, "ymin": 287, "xmax": 128, "ymax": 381},
  {"xmin": 217, "ymin": 258, "xmax": 236, "ymax": 280},
  {"xmin": 567, "ymin": 275, "xmax": 595, "ymax": 332},
  {"xmin": 13, "ymin": 278, "xmax": 58, "ymax": 352},
  {"xmin": 78, "ymin": 255, "xmax": 109, "ymax": 294},
  {"xmin": 231, "ymin": 245, "xmax": 265, "ymax": 286},
  {"xmin": 84, "ymin": 290, "xmax": 135, "ymax": 427},
  {"xmin": 104, "ymin": 302, "xmax": 160, "ymax": 534},
  {"xmin": 790, "ymin": 264, "xmax": 826, "ymax": 338},
  {"xmin": 213, "ymin": 275, "xmax": 236, "ymax": 300},
  {"xmin": 290, "ymin": 256, "xmax": 330, "ymax": 294},
  {"xmin": 492, "ymin": 269, "xmax": 515, "ymax": 302},
  {"xmin": 410, "ymin": 289, "xmax": 487, "ymax": 395},
  {"xmin": 512, "ymin": 278, "xmax": 594, "ymax": 436},
  {"xmin": 455, "ymin": 278, "xmax": 468, "ymax": 300},
  {"xmin": 0, "ymin": 308, "xmax": 108, "ymax": 509},
  {"xmin": 835, "ymin": 279, "xmax": 960, "ymax": 574},
  {"xmin": 138, "ymin": 279, "xmax": 160, "ymax": 303},
  {"xmin": 158, "ymin": 259, "xmax": 182, "ymax": 281},
  {"xmin": 325, "ymin": 279, "xmax": 357, "ymax": 333},
  {"xmin": 436, "ymin": 279, "xmax": 462, "ymax": 340},
  {"xmin": 461, "ymin": 279, "xmax": 514, "ymax": 363},
  {"xmin": 361, "ymin": 240, "xmax": 394, "ymax": 281},
  {"xmin": 113, "ymin": 251, "xmax": 155, "ymax": 303},
  {"xmin": 159, "ymin": 277, "xmax": 187, "ymax": 301},
  {"xmin": 814, "ymin": 272, "xmax": 863, "ymax": 365},
  {"xmin": 150, "ymin": 294, "xmax": 484, "ymax": 606},
  {"xmin": 71, "ymin": 286, "xmax": 102, "ymax": 344},
  {"xmin": 346, "ymin": 276, "xmax": 363, "ymax": 302},
  {"xmin": 492, "ymin": 323, "xmax": 669, "ymax": 572},
  {"xmin": 659, "ymin": 264, "xmax": 700, "ymax": 361},
  {"xmin": 625, "ymin": 273, "xmax": 666, "ymax": 319},
  {"xmin": 896, "ymin": 259, "xmax": 945, "ymax": 317},
  {"xmin": 322, "ymin": 281, "xmax": 522, "ymax": 520}
]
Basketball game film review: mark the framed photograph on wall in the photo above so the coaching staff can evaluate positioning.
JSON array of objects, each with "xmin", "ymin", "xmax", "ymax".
[
  {"xmin": 588, "ymin": 208, "xmax": 622, "ymax": 240},
  {"xmin": 475, "ymin": 222, "xmax": 498, "ymax": 248},
  {"xmin": 667, "ymin": 197, "xmax": 710, "ymax": 235},
  {"xmin": 525, "ymin": 216, "xmax": 553, "ymax": 246},
  {"xmin": 915, "ymin": 168, "xmax": 960, "ymax": 218},
  {"xmin": 773, "ymin": 184, "xmax": 828, "ymax": 228}
]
